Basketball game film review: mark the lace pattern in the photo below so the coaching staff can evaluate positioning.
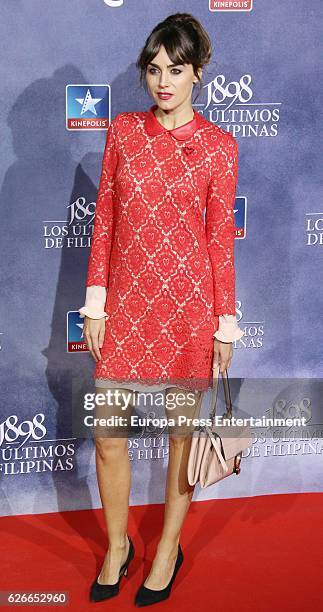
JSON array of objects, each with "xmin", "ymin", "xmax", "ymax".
[{"xmin": 82, "ymin": 111, "xmax": 241, "ymax": 387}]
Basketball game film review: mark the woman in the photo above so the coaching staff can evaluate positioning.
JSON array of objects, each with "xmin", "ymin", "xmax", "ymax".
[{"xmin": 79, "ymin": 12, "xmax": 243, "ymax": 607}]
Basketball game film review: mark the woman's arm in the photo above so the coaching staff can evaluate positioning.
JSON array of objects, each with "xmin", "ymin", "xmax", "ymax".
[
  {"xmin": 85, "ymin": 118, "xmax": 118, "ymax": 288},
  {"xmin": 79, "ymin": 118, "xmax": 119, "ymax": 322},
  {"xmin": 205, "ymin": 131, "xmax": 243, "ymax": 341},
  {"xmin": 79, "ymin": 119, "xmax": 118, "ymax": 358}
]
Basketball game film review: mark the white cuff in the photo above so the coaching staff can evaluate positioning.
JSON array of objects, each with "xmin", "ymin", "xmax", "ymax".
[
  {"xmin": 78, "ymin": 285, "xmax": 108, "ymax": 319},
  {"xmin": 214, "ymin": 314, "xmax": 244, "ymax": 343}
]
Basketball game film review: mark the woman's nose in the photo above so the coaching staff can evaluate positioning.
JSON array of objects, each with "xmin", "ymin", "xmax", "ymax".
[{"xmin": 159, "ymin": 73, "xmax": 169, "ymax": 87}]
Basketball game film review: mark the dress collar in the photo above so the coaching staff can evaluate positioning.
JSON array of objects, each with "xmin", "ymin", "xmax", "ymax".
[{"xmin": 144, "ymin": 104, "xmax": 206, "ymax": 140}]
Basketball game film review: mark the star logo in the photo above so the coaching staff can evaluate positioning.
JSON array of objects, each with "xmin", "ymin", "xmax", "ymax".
[
  {"xmin": 75, "ymin": 89, "xmax": 102, "ymax": 116},
  {"xmin": 66, "ymin": 311, "xmax": 89, "ymax": 352},
  {"xmin": 76, "ymin": 322, "xmax": 84, "ymax": 338},
  {"xmin": 66, "ymin": 84, "xmax": 111, "ymax": 130}
]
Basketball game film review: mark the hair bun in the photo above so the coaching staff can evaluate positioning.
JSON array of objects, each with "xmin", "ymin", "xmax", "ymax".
[
  {"xmin": 164, "ymin": 13, "xmax": 212, "ymax": 65},
  {"xmin": 165, "ymin": 13, "xmax": 198, "ymax": 29}
]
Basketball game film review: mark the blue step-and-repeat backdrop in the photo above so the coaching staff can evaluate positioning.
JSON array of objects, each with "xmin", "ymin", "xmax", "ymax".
[{"xmin": 0, "ymin": 0, "xmax": 322, "ymax": 516}]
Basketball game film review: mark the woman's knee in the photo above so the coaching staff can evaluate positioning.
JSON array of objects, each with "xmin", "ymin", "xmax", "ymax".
[
  {"xmin": 92, "ymin": 386, "xmax": 134, "ymax": 458},
  {"xmin": 94, "ymin": 435, "xmax": 128, "ymax": 460}
]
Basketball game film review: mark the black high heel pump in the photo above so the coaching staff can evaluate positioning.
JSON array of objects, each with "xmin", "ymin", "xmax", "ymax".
[
  {"xmin": 134, "ymin": 543, "xmax": 184, "ymax": 607},
  {"xmin": 90, "ymin": 534, "xmax": 135, "ymax": 602}
]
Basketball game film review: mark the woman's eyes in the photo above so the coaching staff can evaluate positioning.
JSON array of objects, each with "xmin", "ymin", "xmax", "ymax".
[{"xmin": 148, "ymin": 68, "xmax": 182, "ymax": 75}]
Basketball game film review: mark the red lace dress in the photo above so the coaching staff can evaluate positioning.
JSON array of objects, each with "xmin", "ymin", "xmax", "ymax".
[{"xmin": 79, "ymin": 105, "xmax": 243, "ymax": 391}]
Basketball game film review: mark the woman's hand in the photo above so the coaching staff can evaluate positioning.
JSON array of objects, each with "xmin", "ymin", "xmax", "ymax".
[
  {"xmin": 213, "ymin": 338, "xmax": 233, "ymax": 374},
  {"xmin": 83, "ymin": 317, "xmax": 106, "ymax": 362}
]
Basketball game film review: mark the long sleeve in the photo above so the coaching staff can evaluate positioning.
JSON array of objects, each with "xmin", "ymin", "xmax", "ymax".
[
  {"xmin": 78, "ymin": 118, "xmax": 118, "ymax": 318},
  {"xmin": 205, "ymin": 132, "xmax": 239, "ymax": 315},
  {"xmin": 79, "ymin": 285, "xmax": 108, "ymax": 319},
  {"xmin": 214, "ymin": 314, "xmax": 244, "ymax": 343},
  {"xmin": 85, "ymin": 118, "xmax": 118, "ymax": 288}
]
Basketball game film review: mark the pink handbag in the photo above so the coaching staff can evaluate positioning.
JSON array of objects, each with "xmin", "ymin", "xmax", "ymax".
[{"xmin": 187, "ymin": 364, "xmax": 252, "ymax": 488}]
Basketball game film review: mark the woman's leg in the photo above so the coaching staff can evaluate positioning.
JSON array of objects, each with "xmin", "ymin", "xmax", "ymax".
[
  {"xmin": 143, "ymin": 387, "xmax": 203, "ymax": 589},
  {"xmin": 93, "ymin": 386, "xmax": 135, "ymax": 584}
]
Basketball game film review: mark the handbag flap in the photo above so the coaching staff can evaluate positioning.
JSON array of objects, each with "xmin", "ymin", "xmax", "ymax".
[{"xmin": 211, "ymin": 424, "xmax": 252, "ymax": 460}]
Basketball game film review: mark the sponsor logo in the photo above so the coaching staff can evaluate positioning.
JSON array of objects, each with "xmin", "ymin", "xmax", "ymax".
[
  {"xmin": 234, "ymin": 196, "xmax": 247, "ymax": 239},
  {"xmin": 209, "ymin": 0, "xmax": 253, "ymax": 11},
  {"xmin": 66, "ymin": 84, "xmax": 111, "ymax": 130},
  {"xmin": 67, "ymin": 311, "xmax": 88, "ymax": 353}
]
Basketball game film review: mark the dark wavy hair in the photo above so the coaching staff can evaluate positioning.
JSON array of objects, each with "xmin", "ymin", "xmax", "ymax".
[{"xmin": 136, "ymin": 13, "xmax": 212, "ymax": 103}]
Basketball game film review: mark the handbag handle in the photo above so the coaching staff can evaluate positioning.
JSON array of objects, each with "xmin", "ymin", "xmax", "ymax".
[{"xmin": 209, "ymin": 363, "xmax": 233, "ymax": 421}]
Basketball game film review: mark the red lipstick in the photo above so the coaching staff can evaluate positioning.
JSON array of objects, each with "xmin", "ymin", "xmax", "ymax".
[{"xmin": 157, "ymin": 93, "xmax": 173, "ymax": 100}]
